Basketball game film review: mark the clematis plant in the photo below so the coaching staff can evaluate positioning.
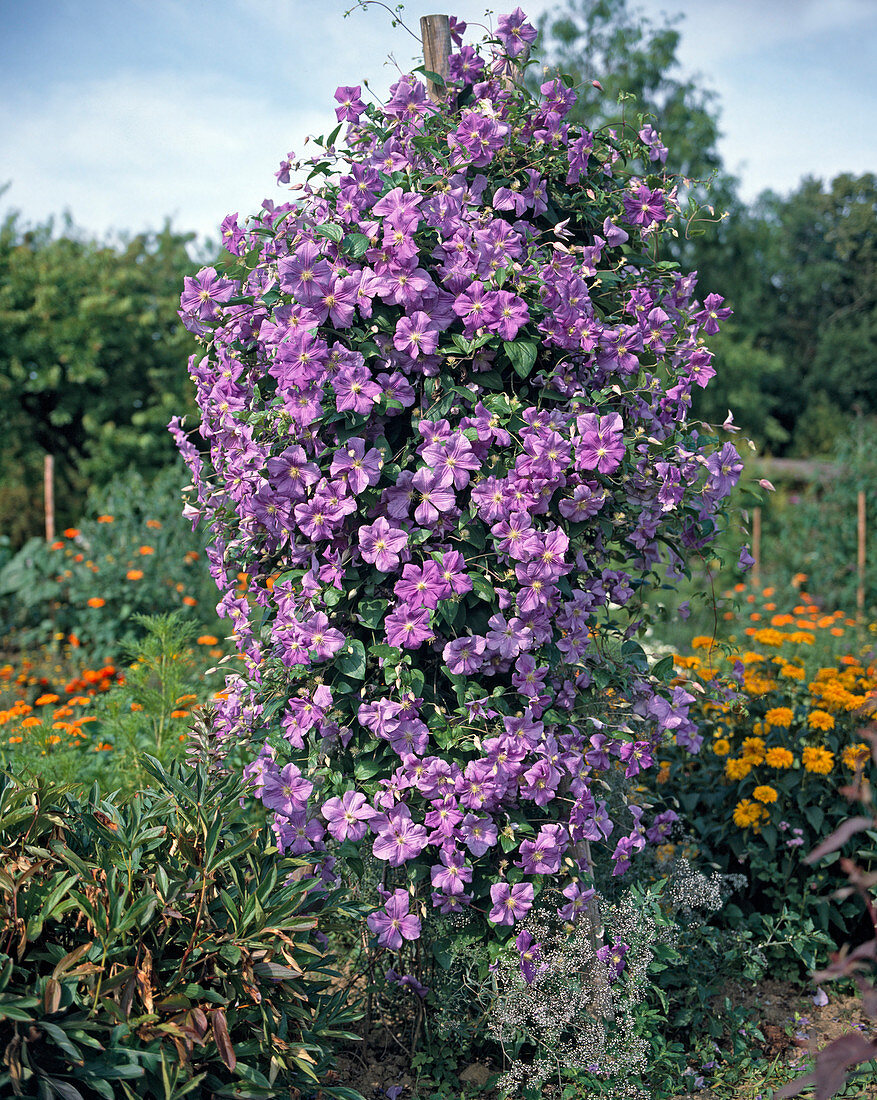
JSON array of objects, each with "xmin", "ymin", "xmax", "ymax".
[{"xmin": 173, "ymin": 10, "xmax": 740, "ymax": 969}]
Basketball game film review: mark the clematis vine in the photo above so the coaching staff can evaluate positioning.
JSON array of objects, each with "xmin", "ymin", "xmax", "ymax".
[{"xmin": 173, "ymin": 10, "xmax": 742, "ymax": 968}]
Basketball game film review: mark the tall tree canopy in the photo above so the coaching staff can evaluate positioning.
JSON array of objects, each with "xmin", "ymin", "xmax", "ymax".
[{"xmin": 0, "ymin": 213, "xmax": 202, "ymax": 540}]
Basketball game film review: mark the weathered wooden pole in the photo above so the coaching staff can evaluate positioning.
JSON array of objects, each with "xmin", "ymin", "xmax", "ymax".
[
  {"xmin": 44, "ymin": 453, "xmax": 55, "ymax": 542},
  {"xmin": 419, "ymin": 15, "xmax": 451, "ymax": 104},
  {"xmin": 857, "ymin": 489, "xmax": 866, "ymax": 621},
  {"xmin": 752, "ymin": 506, "xmax": 762, "ymax": 590}
]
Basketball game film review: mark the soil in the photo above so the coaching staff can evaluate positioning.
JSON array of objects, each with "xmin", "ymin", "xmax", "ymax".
[{"xmin": 327, "ymin": 980, "xmax": 876, "ymax": 1099}]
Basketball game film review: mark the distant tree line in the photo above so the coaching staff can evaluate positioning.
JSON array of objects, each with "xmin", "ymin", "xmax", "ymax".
[{"xmin": 0, "ymin": 0, "xmax": 873, "ymax": 546}]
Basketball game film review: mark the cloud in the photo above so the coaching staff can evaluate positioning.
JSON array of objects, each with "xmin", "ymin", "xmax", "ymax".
[{"xmin": 1, "ymin": 70, "xmax": 326, "ymax": 241}]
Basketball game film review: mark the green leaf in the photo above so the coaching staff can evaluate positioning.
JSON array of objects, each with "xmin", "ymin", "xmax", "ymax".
[
  {"xmin": 334, "ymin": 639, "xmax": 366, "ymax": 680},
  {"xmin": 341, "ymin": 233, "xmax": 370, "ymax": 259},
  {"xmin": 314, "ymin": 222, "xmax": 343, "ymax": 244},
  {"xmin": 504, "ymin": 339, "xmax": 538, "ymax": 379},
  {"xmin": 651, "ymin": 654, "xmax": 675, "ymax": 681},
  {"xmin": 356, "ymin": 598, "xmax": 387, "ymax": 629},
  {"xmin": 470, "ymin": 574, "xmax": 495, "ymax": 602}
]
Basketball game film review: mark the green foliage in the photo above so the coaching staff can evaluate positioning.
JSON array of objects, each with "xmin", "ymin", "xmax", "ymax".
[
  {"xmin": 0, "ymin": 759, "xmax": 363, "ymax": 1099},
  {"xmin": 0, "ymin": 467, "xmax": 222, "ymax": 660},
  {"xmin": 0, "ymin": 613, "xmax": 227, "ymax": 799},
  {"xmin": 694, "ymin": 174, "xmax": 877, "ymax": 454},
  {"xmin": 0, "ymin": 212, "xmax": 204, "ymax": 543},
  {"xmin": 755, "ymin": 418, "xmax": 877, "ymax": 617},
  {"xmin": 653, "ymin": 588, "xmax": 877, "ymax": 977}
]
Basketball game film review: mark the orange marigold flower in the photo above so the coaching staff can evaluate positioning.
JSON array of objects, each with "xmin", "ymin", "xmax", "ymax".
[
  {"xmin": 86, "ymin": 597, "xmax": 105, "ymax": 608},
  {"xmin": 802, "ymin": 746, "xmax": 834, "ymax": 775},
  {"xmin": 145, "ymin": 519, "xmax": 162, "ymax": 529},
  {"xmin": 50, "ymin": 540, "xmax": 65, "ymax": 550},
  {"xmin": 8, "ymin": 736, "xmax": 23, "ymax": 744},
  {"xmin": 843, "ymin": 743, "xmax": 871, "ymax": 770},
  {"xmin": 127, "ymin": 569, "xmax": 144, "ymax": 580},
  {"xmin": 138, "ymin": 545, "xmax": 155, "ymax": 555},
  {"xmin": 764, "ymin": 707, "xmax": 793, "ymax": 728},
  {"xmin": 197, "ymin": 635, "xmax": 219, "ymax": 646},
  {"xmin": 765, "ymin": 747, "xmax": 794, "ymax": 769},
  {"xmin": 830, "ymin": 627, "xmax": 844, "ymax": 637},
  {"xmin": 171, "ymin": 710, "xmax": 189, "ymax": 718},
  {"xmin": 97, "ymin": 514, "xmax": 114, "ymax": 523},
  {"xmin": 130, "ymin": 702, "xmax": 144, "ymax": 712},
  {"xmin": 63, "ymin": 528, "xmax": 80, "ymax": 538},
  {"xmin": 21, "ymin": 716, "xmax": 42, "ymax": 729},
  {"xmin": 733, "ymin": 799, "xmax": 767, "ymax": 830},
  {"xmin": 752, "ymin": 784, "xmax": 778, "ymax": 804},
  {"xmin": 725, "ymin": 757, "xmax": 752, "ymax": 781},
  {"xmin": 95, "ymin": 742, "xmax": 113, "ymax": 752},
  {"xmin": 807, "ymin": 710, "xmax": 835, "ymax": 731},
  {"xmin": 182, "ymin": 596, "xmax": 197, "ymax": 607},
  {"xmin": 749, "ymin": 612, "xmax": 761, "ymax": 621},
  {"xmin": 34, "ymin": 693, "xmax": 60, "ymax": 706}
]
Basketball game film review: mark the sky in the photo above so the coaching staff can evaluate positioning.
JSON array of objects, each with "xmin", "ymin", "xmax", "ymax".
[{"xmin": 1, "ymin": 0, "xmax": 875, "ymax": 245}]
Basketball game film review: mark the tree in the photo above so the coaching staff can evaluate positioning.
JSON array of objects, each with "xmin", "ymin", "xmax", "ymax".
[
  {"xmin": 0, "ymin": 213, "xmax": 203, "ymax": 540},
  {"xmin": 533, "ymin": 0, "xmax": 739, "ymax": 225},
  {"xmin": 697, "ymin": 174, "xmax": 877, "ymax": 453}
]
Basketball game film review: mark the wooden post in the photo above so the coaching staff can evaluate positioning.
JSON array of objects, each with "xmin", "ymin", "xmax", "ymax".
[
  {"xmin": 420, "ymin": 14, "xmax": 451, "ymax": 104},
  {"xmin": 857, "ymin": 490, "xmax": 866, "ymax": 621},
  {"xmin": 752, "ymin": 507, "xmax": 761, "ymax": 590},
  {"xmin": 44, "ymin": 454, "xmax": 55, "ymax": 542}
]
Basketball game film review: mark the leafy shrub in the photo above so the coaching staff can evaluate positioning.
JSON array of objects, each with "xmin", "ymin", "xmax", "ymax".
[
  {"xmin": 655, "ymin": 580, "xmax": 877, "ymax": 970},
  {"xmin": 0, "ymin": 757, "xmax": 362, "ymax": 1099},
  {"xmin": 0, "ymin": 467, "xmax": 222, "ymax": 659}
]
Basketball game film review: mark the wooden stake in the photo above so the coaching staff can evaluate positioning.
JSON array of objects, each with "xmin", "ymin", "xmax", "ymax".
[
  {"xmin": 420, "ymin": 14, "xmax": 451, "ymax": 103},
  {"xmin": 857, "ymin": 489, "xmax": 866, "ymax": 620},
  {"xmin": 44, "ymin": 453, "xmax": 55, "ymax": 542},
  {"xmin": 752, "ymin": 506, "xmax": 761, "ymax": 590}
]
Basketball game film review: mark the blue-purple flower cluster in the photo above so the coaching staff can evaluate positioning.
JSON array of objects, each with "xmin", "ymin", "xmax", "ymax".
[{"xmin": 173, "ymin": 10, "xmax": 739, "ymax": 952}]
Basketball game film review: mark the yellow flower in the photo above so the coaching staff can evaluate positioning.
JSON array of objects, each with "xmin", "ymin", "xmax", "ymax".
[
  {"xmin": 725, "ymin": 757, "xmax": 752, "ymax": 781},
  {"xmin": 752, "ymin": 784, "xmax": 778, "ymax": 804},
  {"xmin": 765, "ymin": 747, "xmax": 794, "ymax": 769},
  {"xmin": 787, "ymin": 630, "xmax": 815, "ymax": 645},
  {"xmin": 733, "ymin": 799, "xmax": 768, "ymax": 830},
  {"xmin": 713, "ymin": 738, "xmax": 731, "ymax": 756},
  {"xmin": 741, "ymin": 736, "xmax": 766, "ymax": 765},
  {"xmin": 691, "ymin": 636, "xmax": 715, "ymax": 650},
  {"xmin": 802, "ymin": 746, "xmax": 834, "ymax": 775},
  {"xmin": 764, "ymin": 707, "xmax": 793, "ymax": 729},
  {"xmin": 752, "ymin": 628, "xmax": 787, "ymax": 647},
  {"xmin": 807, "ymin": 709, "xmax": 835, "ymax": 731},
  {"xmin": 780, "ymin": 664, "xmax": 806, "ymax": 680},
  {"xmin": 842, "ymin": 743, "xmax": 871, "ymax": 770}
]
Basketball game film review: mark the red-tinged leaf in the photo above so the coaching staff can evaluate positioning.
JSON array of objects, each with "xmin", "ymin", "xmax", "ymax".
[
  {"xmin": 805, "ymin": 816, "xmax": 875, "ymax": 864},
  {"xmin": 211, "ymin": 1007, "xmax": 236, "ymax": 1072},
  {"xmin": 43, "ymin": 978, "xmax": 61, "ymax": 1015},
  {"xmin": 777, "ymin": 1033, "xmax": 877, "ymax": 1100},
  {"xmin": 813, "ymin": 940, "xmax": 877, "ymax": 983},
  {"xmin": 51, "ymin": 940, "xmax": 93, "ymax": 979},
  {"xmin": 188, "ymin": 1006, "xmax": 209, "ymax": 1039}
]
